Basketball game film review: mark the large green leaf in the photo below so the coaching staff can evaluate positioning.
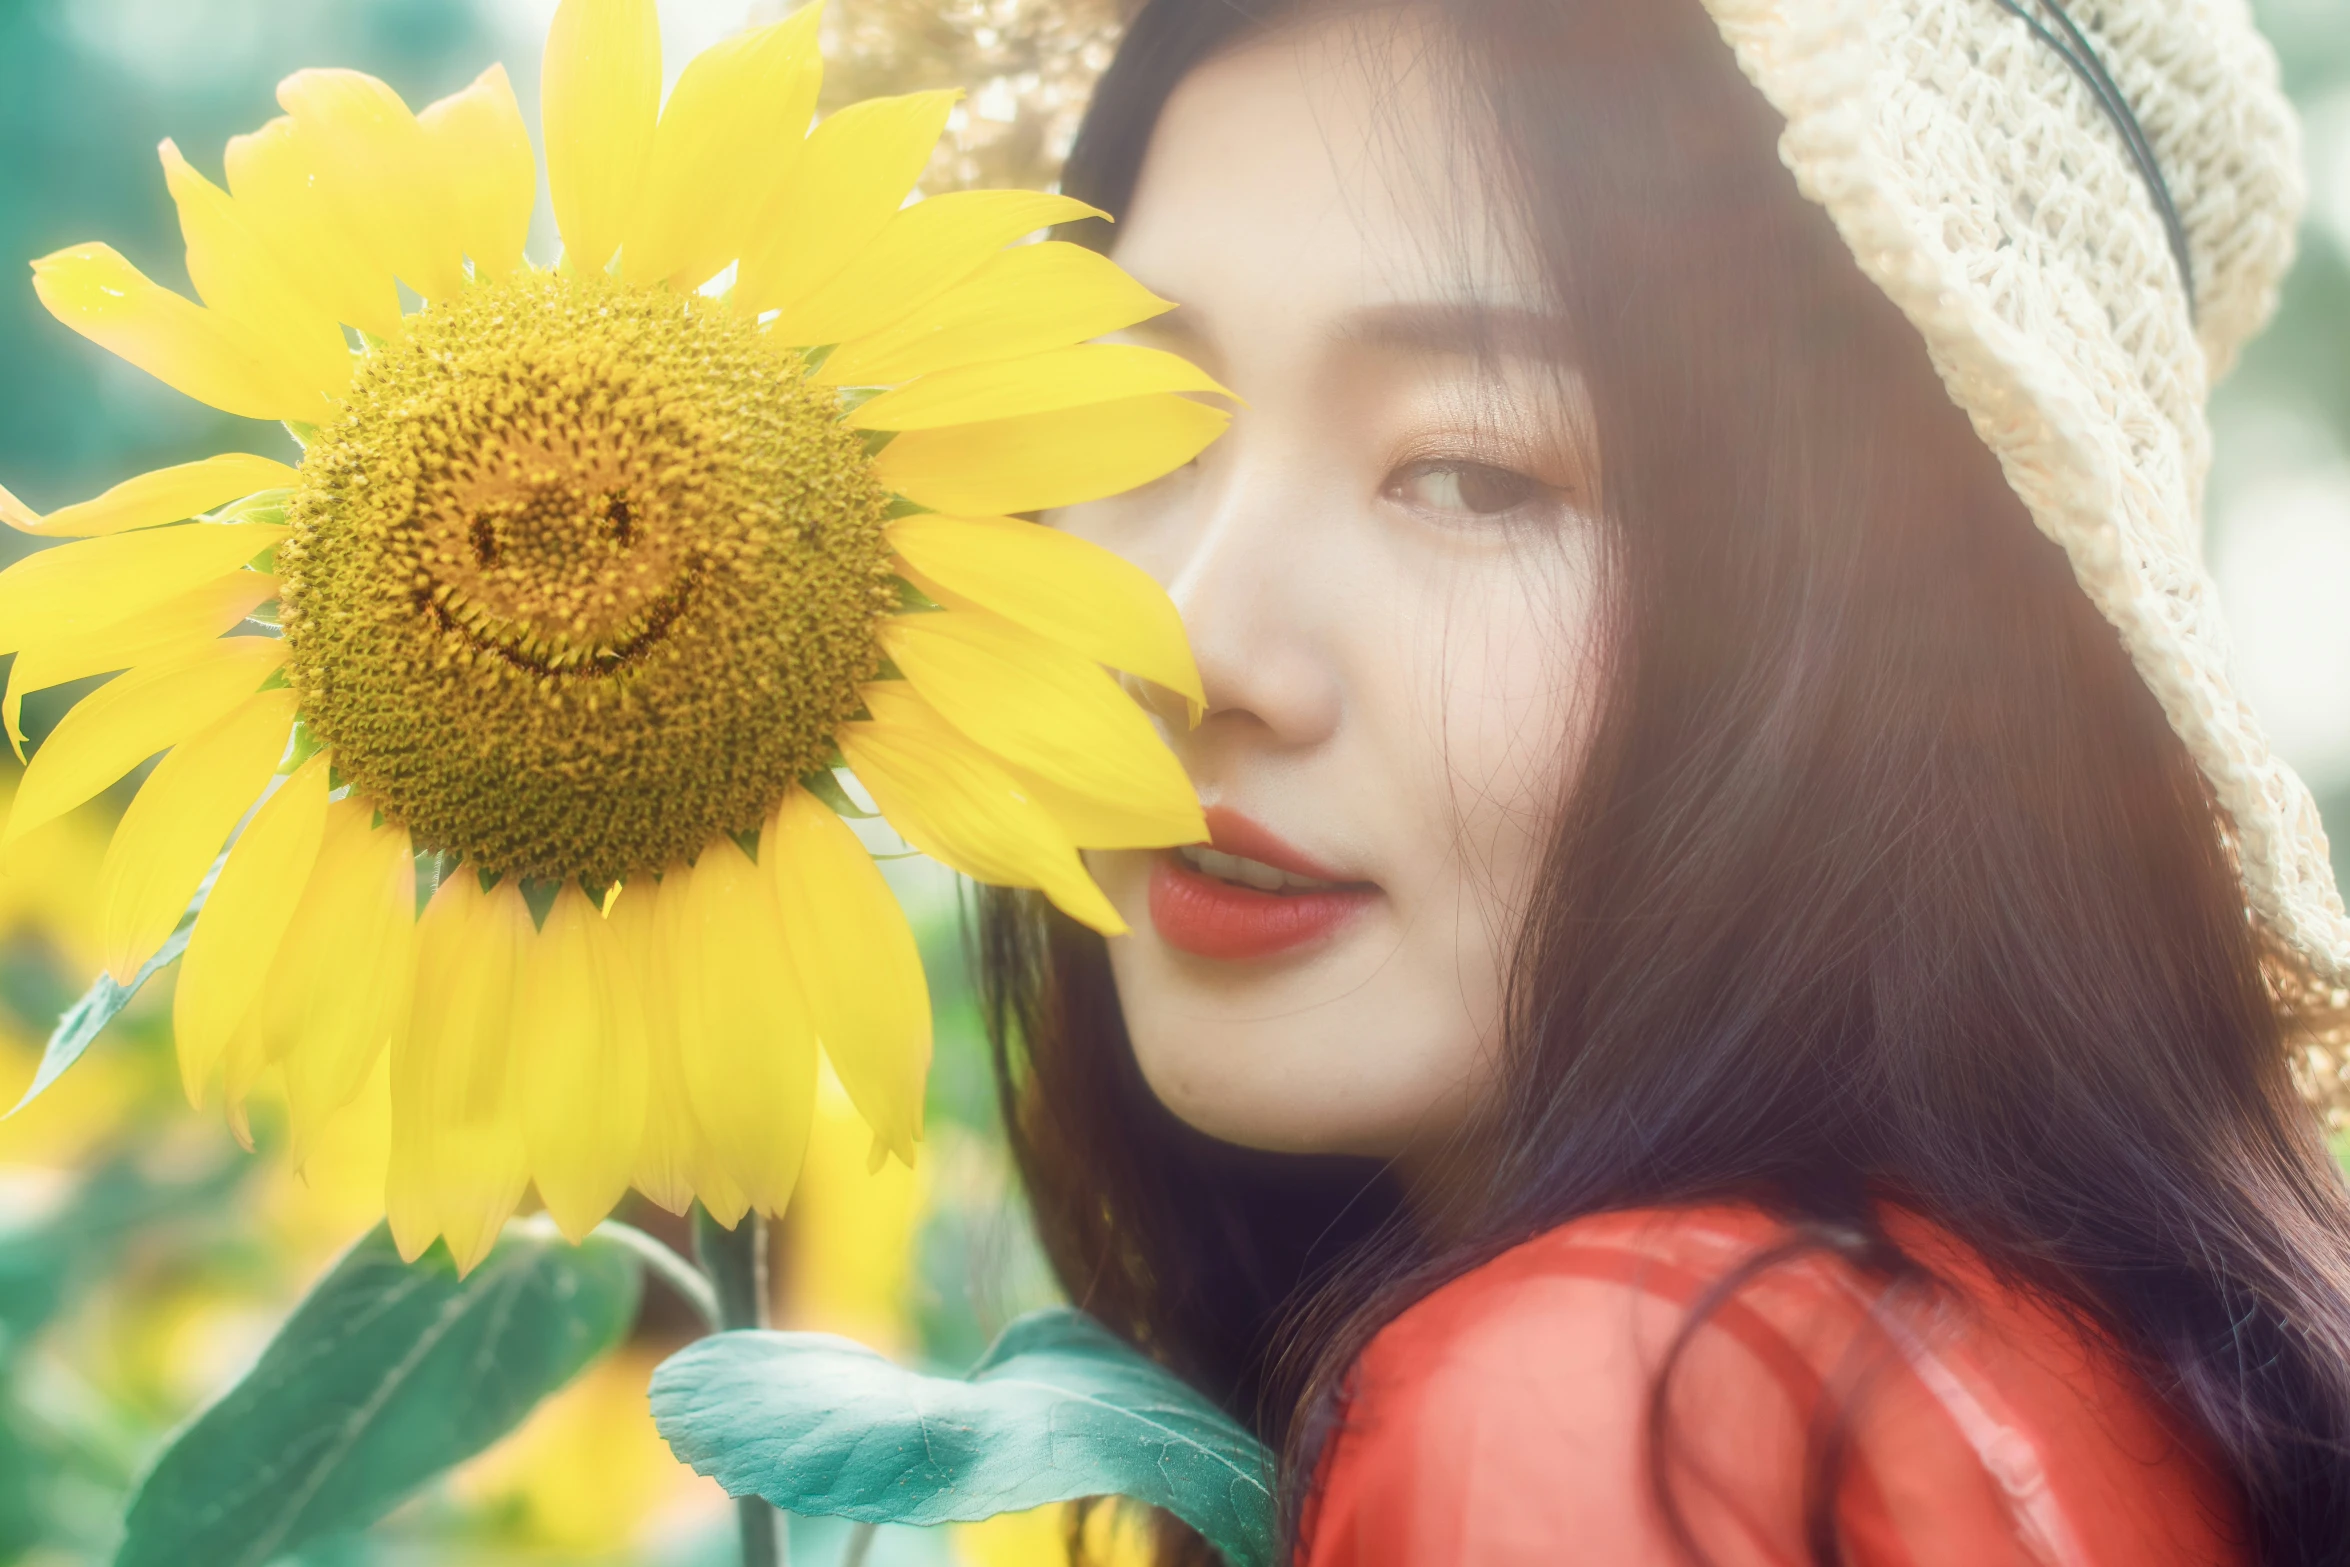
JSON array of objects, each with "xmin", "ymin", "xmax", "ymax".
[
  {"xmin": 650, "ymin": 1306, "xmax": 1277, "ymax": 1567},
  {"xmin": 115, "ymin": 1217, "xmax": 641, "ymax": 1567}
]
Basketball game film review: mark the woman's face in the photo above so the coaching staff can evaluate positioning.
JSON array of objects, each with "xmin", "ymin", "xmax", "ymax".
[{"xmin": 1053, "ymin": 12, "xmax": 1608, "ymax": 1160}]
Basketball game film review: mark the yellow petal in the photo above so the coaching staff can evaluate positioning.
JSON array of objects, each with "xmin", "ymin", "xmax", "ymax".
[
  {"xmin": 214, "ymin": 797, "xmax": 330, "ymax": 1117},
  {"xmin": 157, "ymin": 139, "xmax": 351, "ymax": 404},
  {"xmin": 635, "ymin": 870, "xmax": 749, "ymax": 1224},
  {"xmin": 518, "ymin": 884, "xmax": 647, "ymax": 1241},
  {"xmin": 888, "ymin": 513, "xmax": 1202, "ymax": 710},
  {"xmin": 840, "ymin": 688, "xmax": 1125, "ymax": 935},
  {"xmin": 792, "ymin": 1061, "xmax": 923, "ymax": 1348},
  {"xmin": 879, "ymin": 611, "xmax": 1198, "ymax": 833},
  {"xmin": 851, "ymin": 343, "xmax": 1228, "ymax": 432},
  {"xmin": 173, "ymin": 752, "xmax": 329, "ymax": 1105},
  {"xmin": 418, "ymin": 64, "xmax": 536, "ymax": 281},
  {"xmin": 0, "ymin": 519, "xmax": 284, "ymax": 654},
  {"xmin": 6, "ymin": 571, "xmax": 274, "ymax": 759},
  {"xmin": 735, "ymin": 90, "xmax": 957, "ymax": 319},
  {"xmin": 251, "ymin": 801, "xmax": 416, "ymax": 1151},
  {"xmin": 3, "ymin": 636, "xmax": 286, "ymax": 851},
  {"xmin": 622, "ymin": 5, "xmax": 824, "ymax": 290},
  {"xmin": 97, "ymin": 688, "xmax": 293, "ymax": 983},
  {"xmin": 613, "ymin": 878, "xmax": 683, "ymax": 1211},
  {"xmin": 769, "ymin": 190, "xmax": 1097, "ymax": 351},
  {"xmin": 874, "ymin": 394, "xmax": 1228, "ymax": 517},
  {"xmin": 542, "ymin": 0, "xmax": 661, "ymax": 275},
  {"xmin": 1004, "ymin": 758, "xmax": 1206, "ymax": 851},
  {"xmin": 0, "ymin": 453, "xmax": 299, "ymax": 539},
  {"xmin": 876, "ymin": 660, "xmax": 1206, "ymax": 852},
  {"xmin": 669, "ymin": 840, "xmax": 817, "ymax": 1216},
  {"xmin": 277, "ymin": 68, "xmax": 468, "ymax": 302},
  {"xmin": 31, "ymin": 243, "xmax": 331, "ymax": 421},
  {"xmin": 816, "ymin": 242, "xmax": 1170, "ymax": 387},
  {"xmin": 389, "ymin": 874, "xmax": 530, "ymax": 1273},
  {"xmin": 224, "ymin": 115, "xmax": 404, "ymax": 341},
  {"xmin": 766, "ymin": 786, "xmax": 929, "ymax": 1167}
]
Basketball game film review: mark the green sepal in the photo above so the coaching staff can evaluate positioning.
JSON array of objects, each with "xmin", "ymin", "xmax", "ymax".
[
  {"xmin": 802, "ymin": 768, "xmax": 875, "ymax": 820},
  {"xmin": 517, "ymin": 875, "xmax": 564, "ymax": 929},
  {"xmin": 280, "ymin": 718, "xmax": 321, "ymax": 773},
  {"xmin": 410, "ymin": 847, "xmax": 453, "ymax": 915}
]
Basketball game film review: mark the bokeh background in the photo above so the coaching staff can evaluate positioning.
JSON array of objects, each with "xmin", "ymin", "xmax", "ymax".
[{"xmin": 0, "ymin": 0, "xmax": 2346, "ymax": 1562}]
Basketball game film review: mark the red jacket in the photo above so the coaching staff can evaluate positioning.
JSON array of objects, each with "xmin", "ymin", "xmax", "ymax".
[{"xmin": 1301, "ymin": 1205, "xmax": 2243, "ymax": 1566}]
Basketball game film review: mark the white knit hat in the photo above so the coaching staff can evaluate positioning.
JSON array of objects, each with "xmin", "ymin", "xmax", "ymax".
[{"xmin": 1690, "ymin": 0, "xmax": 2347, "ymax": 986}]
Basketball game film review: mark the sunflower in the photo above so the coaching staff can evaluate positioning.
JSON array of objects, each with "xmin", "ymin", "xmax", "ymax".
[{"xmin": 0, "ymin": 0, "xmax": 1218, "ymax": 1273}]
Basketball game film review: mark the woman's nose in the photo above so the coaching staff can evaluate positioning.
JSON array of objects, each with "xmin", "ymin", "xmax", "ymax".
[{"xmin": 1158, "ymin": 447, "xmax": 1345, "ymax": 752}]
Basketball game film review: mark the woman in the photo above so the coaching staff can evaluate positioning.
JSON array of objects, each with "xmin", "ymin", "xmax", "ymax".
[{"xmin": 981, "ymin": 0, "xmax": 2350, "ymax": 1563}]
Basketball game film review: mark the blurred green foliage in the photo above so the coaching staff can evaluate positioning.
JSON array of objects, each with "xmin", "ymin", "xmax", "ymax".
[
  {"xmin": 2214, "ymin": 0, "xmax": 2350, "ymax": 873},
  {"xmin": 0, "ymin": 0, "xmax": 491, "ymax": 521}
]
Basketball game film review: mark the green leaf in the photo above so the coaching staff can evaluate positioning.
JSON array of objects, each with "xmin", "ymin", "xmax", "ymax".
[
  {"xmin": 7, "ymin": 847, "xmax": 224, "ymax": 1118},
  {"xmin": 649, "ymin": 1306, "xmax": 1277, "ymax": 1567},
  {"xmin": 115, "ymin": 1217, "xmax": 641, "ymax": 1567},
  {"xmin": 4, "ymin": 924, "xmax": 188, "ymax": 1118}
]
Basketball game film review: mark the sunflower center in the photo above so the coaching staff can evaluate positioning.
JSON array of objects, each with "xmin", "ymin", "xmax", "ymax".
[{"xmin": 281, "ymin": 270, "xmax": 895, "ymax": 885}]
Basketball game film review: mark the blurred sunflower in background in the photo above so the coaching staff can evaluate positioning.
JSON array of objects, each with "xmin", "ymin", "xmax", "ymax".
[{"xmin": 0, "ymin": 0, "xmax": 1218, "ymax": 1273}]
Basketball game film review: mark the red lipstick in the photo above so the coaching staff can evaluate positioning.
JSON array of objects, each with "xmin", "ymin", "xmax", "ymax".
[{"xmin": 1147, "ymin": 806, "xmax": 1377, "ymax": 962}]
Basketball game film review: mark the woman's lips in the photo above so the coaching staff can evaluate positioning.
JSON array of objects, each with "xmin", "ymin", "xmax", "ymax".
[{"xmin": 1147, "ymin": 807, "xmax": 1378, "ymax": 962}]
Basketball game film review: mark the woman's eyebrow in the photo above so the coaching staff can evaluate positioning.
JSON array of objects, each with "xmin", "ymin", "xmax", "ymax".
[{"xmin": 1335, "ymin": 300, "xmax": 1574, "ymax": 359}]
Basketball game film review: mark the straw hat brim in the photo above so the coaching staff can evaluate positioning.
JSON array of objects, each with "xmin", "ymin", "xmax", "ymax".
[{"xmin": 1698, "ymin": 0, "xmax": 2349, "ymax": 987}]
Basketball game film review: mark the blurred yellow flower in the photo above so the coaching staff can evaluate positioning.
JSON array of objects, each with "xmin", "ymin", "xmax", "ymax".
[
  {"xmin": 0, "ymin": 773, "xmax": 108, "ymax": 974},
  {"xmin": 786, "ymin": 1060, "xmax": 927, "ymax": 1356},
  {"xmin": 457, "ymin": 1347, "xmax": 721, "ymax": 1555},
  {"xmin": 955, "ymin": 1499, "xmax": 1156, "ymax": 1567},
  {"xmin": 0, "ymin": 0, "xmax": 1218, "ymax": 1273},
  {"xmin": 0, "ymin": 783, "xmax": 147, "ymax": 1167}
]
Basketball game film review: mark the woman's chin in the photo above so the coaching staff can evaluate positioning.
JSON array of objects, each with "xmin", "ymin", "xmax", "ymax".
[
  {"xmin": 1132, "ymin": 1052, "xmax": 1434, "ymax": 1157},
  {"xmin": 1116, "ymin": 972, "xmax": 1490, "ymax": 1160},
  {"xmin": 1090, "ymin": 848, "xmax": 1496, "ymax": 1158}
]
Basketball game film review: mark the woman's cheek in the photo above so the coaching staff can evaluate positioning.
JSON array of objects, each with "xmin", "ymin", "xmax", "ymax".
[{"xmin": 1406, "ymin": 544, "xmax": 1602, "ymax": 953}]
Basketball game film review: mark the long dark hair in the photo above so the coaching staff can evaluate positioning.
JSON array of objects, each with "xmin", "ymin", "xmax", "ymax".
[{"xmin": 977, "ymin": 2, "xmax": 2350, "ymax": 1563}]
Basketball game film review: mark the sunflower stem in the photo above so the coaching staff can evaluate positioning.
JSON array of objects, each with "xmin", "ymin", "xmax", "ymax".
[
  {"xmin": 593, "ymin": 1220, "xmax": 718, "ymax": 1329},
  {"xmin": 694, "ymin": 1205, "xmax": 785, "ymax": 1567}
]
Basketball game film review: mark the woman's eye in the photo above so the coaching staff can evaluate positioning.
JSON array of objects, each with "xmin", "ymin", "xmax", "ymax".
[{"xmin": 1384, "ymin": 458, "xmax": 1551, "ymax": 518}]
